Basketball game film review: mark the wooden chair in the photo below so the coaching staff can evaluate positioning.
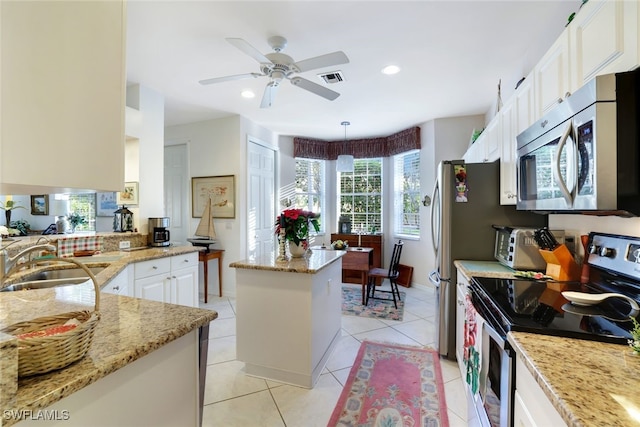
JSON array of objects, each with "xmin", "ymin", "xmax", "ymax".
[{"xmin": 365, "ymin": 240, "xmax": 403, "ymax": 308}]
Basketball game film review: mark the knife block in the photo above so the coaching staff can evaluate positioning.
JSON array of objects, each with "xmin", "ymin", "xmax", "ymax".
[{"xmin": 539, "ymin": 244, "xmax": 580, "ymax": 281}]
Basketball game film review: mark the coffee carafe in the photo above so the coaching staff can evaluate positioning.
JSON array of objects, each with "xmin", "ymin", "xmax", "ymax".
[{"xmin": 149, "ymin": 217, "xmax": 170, "ymax": 247}]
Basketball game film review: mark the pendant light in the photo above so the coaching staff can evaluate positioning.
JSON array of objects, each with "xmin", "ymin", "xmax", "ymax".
[{"xmin": 336, "ymin": 121, "xmax": 354, "ymax": 172}]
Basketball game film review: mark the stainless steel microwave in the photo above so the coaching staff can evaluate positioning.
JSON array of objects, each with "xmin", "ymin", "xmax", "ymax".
[{"xmin": 516, "ymin": 69, "xmax": 640, "ymax": 216}]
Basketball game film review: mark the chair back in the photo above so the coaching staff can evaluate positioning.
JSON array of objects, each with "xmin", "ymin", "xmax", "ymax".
[{"xmin": 388, "ymin": 240, "xmax": 404, "ymax": 279}]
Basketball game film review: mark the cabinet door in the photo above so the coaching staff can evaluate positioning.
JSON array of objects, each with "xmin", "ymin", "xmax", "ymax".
[
  {"xmin": 569, "ymin": 0, "xmax": 638, "ymax": 89},
  {"xmin": 102, "ymin": 267, "xmax": 131, "ymax": 296},
  {"xmin": 515, "ymin": 356, "xmax": 567, "ymax": 426},
  {"xmin": 172, "ymin": 266, "xmax": 198, "ymax": 307},
  {"xmin": 500, "ymin": 99, "xmax": 518, "ymax": 205},
  {"xmin": 134, "ymin": 274, "xmax": 171, "ymax": 303},
  {"xmin": 534, "ymin": 30, "xmax": 571, "ymax": 117},
  {"xmin": 456, "ymin": 271, "xmax": 470, "ymax": 377},
  {"xmin": 484, "ymin": 117, "xmax": 500, "ymax": 163},
  {"xmin": 463, "ymin": 135, "xmax": 487, "ymax": 163},
  {"xmin": 1, "ymin": 1, "xmax": 125, "ymax": 192}
]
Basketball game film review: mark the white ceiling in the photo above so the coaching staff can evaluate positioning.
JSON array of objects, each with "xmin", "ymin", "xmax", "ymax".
[{"xmin": 126, "ymin": 1, "xmax": 579, "ymax": 140}]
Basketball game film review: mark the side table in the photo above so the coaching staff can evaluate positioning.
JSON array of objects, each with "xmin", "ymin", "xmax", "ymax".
[{"xmin": 199, "ymin": 249, "xmax": 224, "ymax": 303}]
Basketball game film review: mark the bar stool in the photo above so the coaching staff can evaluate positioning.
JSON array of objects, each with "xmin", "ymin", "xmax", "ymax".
[{"xmin": 365, "ymin": 240, "xmax": 403, "ymax": 308}]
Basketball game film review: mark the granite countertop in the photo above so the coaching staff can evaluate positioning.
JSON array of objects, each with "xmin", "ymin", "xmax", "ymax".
[
  {"xmin": 0, "ymin": 245, "xmax": 217, "ymax": 426},
  {"xmin": 229, "ymin": 248, "xmax": 344, "ymax": 274},
  {"xmin": 455, "ymin": 259, "xmax": 640, "ymax": 426}
]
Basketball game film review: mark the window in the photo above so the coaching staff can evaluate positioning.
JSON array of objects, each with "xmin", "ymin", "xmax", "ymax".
[
  {"xmin": 294, "ymin": 158, "xmax": 325, "ymax": 234},
  {"xmin": 338, "ymin": 158, "xmax": 382, "ymax": 233},
  {"xmin": 67, "ymin": 193, "xmax": 96, "ymax": 232},
  {"xmin": 394, "ymin": 150, "xmax": 420, "ymax": 237}
]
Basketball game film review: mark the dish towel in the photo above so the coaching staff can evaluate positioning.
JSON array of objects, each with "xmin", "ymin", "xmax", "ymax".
[
  {"xmin": 464, "ymin": 294, "xmax": 483, "ymax": 396},
  {"xmin": 57, "ymin": 236, "xmax": 104, "ymax": 258}
]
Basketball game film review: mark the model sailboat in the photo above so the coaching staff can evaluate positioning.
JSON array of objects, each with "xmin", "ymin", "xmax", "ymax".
[{"xmin": 187, "ymin": 196, "xmax": 217, "ymax": 248}]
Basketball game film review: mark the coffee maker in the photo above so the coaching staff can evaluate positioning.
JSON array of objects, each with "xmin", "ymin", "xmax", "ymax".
[{"xmin": 149, "ymin": 217, "xmax": 170, "ymax": 247}]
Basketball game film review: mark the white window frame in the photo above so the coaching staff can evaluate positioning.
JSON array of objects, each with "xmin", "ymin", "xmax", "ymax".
[
  {"xmin": 337, "ymin": 157, "xmax": 383, "ymax": 234},
  {"xmin": 293, "ymin": 158, "xmax": 325, "ymax": 235},
  {"xmin": 393, "ymin": 150, "xmax": 420, "ymax": 239}
]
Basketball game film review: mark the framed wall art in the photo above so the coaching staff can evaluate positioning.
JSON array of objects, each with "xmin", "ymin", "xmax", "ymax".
[
  {"xmin": 117, "ymin": 182, "xmax": 139, "ymax": 205},
  {"xmin": 30, "ymin": 195, "xmax": 49, "ymax": 215},
  {"xmin": 192, "ymin": 175, "xmax": 235, "ymax": 218},
  {"xmin": 97, "ymin": 192, "xmax": 119, "ymax": 216}
]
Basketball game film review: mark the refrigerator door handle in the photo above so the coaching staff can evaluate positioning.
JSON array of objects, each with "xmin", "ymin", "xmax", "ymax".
[
  {"xmin": 429, "ymin": 269, "xmax": 440, "ymax": 286},
  {"xmin": 430, "ymin": 179, "xmax": 440, "ymax": 254}
]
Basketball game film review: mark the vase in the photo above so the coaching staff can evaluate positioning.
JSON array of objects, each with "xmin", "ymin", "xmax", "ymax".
[
  {"xmin": 4, "ymin": 210, "xmax": 10, "ymax": 227},
  {"xmin": 288, "ymin": 240, "xmax": 307, "ymax": 258}
]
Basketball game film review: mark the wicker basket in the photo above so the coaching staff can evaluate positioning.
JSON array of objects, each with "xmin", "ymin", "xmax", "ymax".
[{"xmin": 1, "ymin": 258, "xmax": 100, "ymax": 377}]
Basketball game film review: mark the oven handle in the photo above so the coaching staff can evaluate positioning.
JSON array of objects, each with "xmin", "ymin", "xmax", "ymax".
[
  {"xmin": 554, "ymin": 121, "xmax": 575, "ymax": 207},
  {"xmin": 482, "ymin": 314, "xmax": 509, "ymax": 349}
]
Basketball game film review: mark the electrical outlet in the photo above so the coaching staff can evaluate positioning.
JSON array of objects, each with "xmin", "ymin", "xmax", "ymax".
[{"xmin": 119, "ymin": 241, "xmax": 131, "ymax": 250}]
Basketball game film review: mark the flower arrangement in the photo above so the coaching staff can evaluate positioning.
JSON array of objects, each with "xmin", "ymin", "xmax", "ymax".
[
  {"xmin": 275, "ymin": 208, "xmax": 320, "ymax": 246},
  {"xmin": 68, "ymin": 212, "xmax": 87, "ymax": 231}
]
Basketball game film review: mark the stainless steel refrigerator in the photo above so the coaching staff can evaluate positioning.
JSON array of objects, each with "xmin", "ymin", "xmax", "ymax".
[{"xmin": 429, "ymin": 160, "xmax": 546, "ymax": 359}]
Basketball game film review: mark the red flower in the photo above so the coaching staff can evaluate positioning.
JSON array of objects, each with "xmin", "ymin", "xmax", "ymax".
[{"xmin": 275, "ymin": 208, "xmax": 320, "ymax": 245}]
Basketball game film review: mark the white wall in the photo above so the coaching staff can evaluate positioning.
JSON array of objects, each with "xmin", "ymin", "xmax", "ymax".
[{"xmin": 165, "ymin": 115, "xmax": 275, "ymax": 297}]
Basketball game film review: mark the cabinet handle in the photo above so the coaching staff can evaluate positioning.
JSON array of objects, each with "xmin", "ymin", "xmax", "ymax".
[
  {"xmin": 184, "ymin": 259, "xmax": 189, "ymax": 263},
  {"xmin": 152, "ymin": 266, "xmax": 158, "ymax": 270},
  {"xmin": 113, "ymin": 286, "xmax": 119, "ymax": 291},
  {"xmin": 457, "ymin": 299, "xmax": 464, "ymax": 306}
]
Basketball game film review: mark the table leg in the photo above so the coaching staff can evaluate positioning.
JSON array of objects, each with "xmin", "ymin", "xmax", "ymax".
[
  {"xmin": 217, "ymin": 254, "xmax": 223, "ymax": 298},
  {"xmin": 203, "ymin": 259, "xmax": 209, "ymax": 304}
]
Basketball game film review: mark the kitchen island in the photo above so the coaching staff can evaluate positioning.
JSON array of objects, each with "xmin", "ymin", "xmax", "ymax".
[
  {"xmin": 455, "ymin": 260, "xmax": 640, "ymax": 427},
  {"xmin": 230, "ymin": 249, "xmax": 344, "ymax": 388},
  {"xmin": 0, "ymin": 245, "xmax": 218, "ymax": 427}
]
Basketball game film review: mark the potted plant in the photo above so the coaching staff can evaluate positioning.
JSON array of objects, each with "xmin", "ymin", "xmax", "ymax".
[
  {"xmin": 0, "ymin": 199, "xmax": 25, "ymax": 227},
  {"xmin": 67, "ymin": 212, "xmax": 87, "ymax": 233},
  {"xmin": 274, "ymin": 208, "xmax": 320, "ymax": 256}
]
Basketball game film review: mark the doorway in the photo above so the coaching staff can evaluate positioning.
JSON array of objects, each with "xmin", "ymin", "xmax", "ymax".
[
  {"xmin": 247, "ymin": 139, "xmax": 276, "ymax": 260},
  {"xmin": 164, "ymin": 143, "xmax": 189, "ymax": 245}
]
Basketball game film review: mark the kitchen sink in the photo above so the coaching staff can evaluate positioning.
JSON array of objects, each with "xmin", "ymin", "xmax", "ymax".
[{"xmin": 0, "ymin": 266, "xmax": 106, "ymax": 292}]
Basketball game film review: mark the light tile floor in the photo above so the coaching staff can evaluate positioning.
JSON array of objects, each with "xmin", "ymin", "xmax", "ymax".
[{"xmin": 199, "ymin": 283, "xmax": 472, "ymax": 426}]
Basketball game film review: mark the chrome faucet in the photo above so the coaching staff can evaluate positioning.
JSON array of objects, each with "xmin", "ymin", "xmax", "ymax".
[{"xmin": 0, "ymin": 243, "xmax": 57, "ymax": 283}]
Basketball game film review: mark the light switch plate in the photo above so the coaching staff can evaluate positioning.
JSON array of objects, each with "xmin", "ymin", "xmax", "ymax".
[{"xmin": 119, "ymin": 241, "xmax": 131, "ymax": 249}]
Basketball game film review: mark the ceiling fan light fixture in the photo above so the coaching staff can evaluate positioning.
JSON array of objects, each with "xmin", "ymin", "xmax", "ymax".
[
  {"xmin": 381, "ymin": 65, "xmax": 401, "ymax": 75},
  {"xmin": 241, "ymin": 89, "xmax": 255, "ymax": 98}
]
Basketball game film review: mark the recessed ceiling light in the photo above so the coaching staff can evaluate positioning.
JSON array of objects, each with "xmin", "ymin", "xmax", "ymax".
[
  {"xmin": 241, "ymin": 90, "xmax": 255, "ymax": 98},
  {"xmin": 381, "ymin": 65, "xmax": 400, "ymax": 75}
]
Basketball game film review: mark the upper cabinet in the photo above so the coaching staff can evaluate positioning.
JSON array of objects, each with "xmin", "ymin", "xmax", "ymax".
[
  {"xmin": 1, "ymin": 1, "xmax": 126, "ymax": 194},
  {"xmin": 568, "ymin": 0, "xmax": 639, "ymax": 90},
  {"xmin": 534, "ymin": 30, "xmax": 571, "ymax": 117},
  {"xmin": 463, "ymin": 118, "xmax": 500, "ymax": 164}
]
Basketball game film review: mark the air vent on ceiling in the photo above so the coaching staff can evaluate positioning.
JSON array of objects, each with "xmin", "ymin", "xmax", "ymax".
[{"xmin": 318, "ymin": 70, "xmax": 345, "ymax": 84}]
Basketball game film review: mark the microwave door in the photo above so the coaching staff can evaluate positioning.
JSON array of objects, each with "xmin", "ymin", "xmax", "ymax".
[{"xmin": 553, "ymin": 121, "xmax": 577, "ymax": 207}]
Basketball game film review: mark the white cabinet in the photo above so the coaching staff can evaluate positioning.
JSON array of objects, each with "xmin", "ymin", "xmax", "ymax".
[
  {"xmin": 463, "ymin": 117, "xmax": 500, "ymax": 164},
  {"xmin": 170, "ymin": 253, "xmax": 198, "ymax": 307},
  {"xmin": 455, "ymin": 271, "xmax": 470, "ymax": 378},
  {"xmin": 101, "ymin": 266, "xmax": 132, "ymax": 296},
  {"xmin": 514, "ymin": 355, "xmax": 567, "ymax": 427},
  {"xmin": 534, "ymin": 29, "xmax": 571, "ymax": 117},
  {"xmin": 133, "ymin": 253, "xmax": 199, "ymax": 307},
  {"xmin": 134, "ymin": 257, "xmax": 172, "ymax": 304},
  {"xmin": 0, "ymin": 1, "xmax": 126, "ymax": 194},
  {"xmin": 499, "ymin": 72, "xmax": 536, "ymax": 206},
  {"xmin": 568, "ymin": 0, "xmax": 638, "ymax": 90}
]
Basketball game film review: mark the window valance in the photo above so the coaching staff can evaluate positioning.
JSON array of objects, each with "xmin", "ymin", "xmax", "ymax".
[{"xmin": 293, "ymin": 126, "xmax": 420, "ymax": 160}]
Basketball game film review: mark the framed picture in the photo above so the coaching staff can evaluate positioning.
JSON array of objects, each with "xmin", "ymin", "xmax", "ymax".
[
  {"xmin": 30, "ymin": 195, "xmax": 49, "ymax": 215},
  {"xmin": 117, "ymin": 182, "xmax": 139, "ymax": 205},
  {"xmin": 97, "ymin": 192, "xmax": 119, "ymax": 216},
  {"xmin": 192, "ymin": 175, "xmax": 235, "ymax": 218}
]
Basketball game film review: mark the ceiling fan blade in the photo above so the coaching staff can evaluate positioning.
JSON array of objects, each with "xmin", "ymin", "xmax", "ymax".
[
  {"xmin": 260, "ymin": 82, "xmax": 279, "ymax": 108},
  {"xmin": 294, "ymin": 51, "xmax": 349, "ymax": 73},
  {"xmin": 289, "ymin": 77, "xmax": 340, "ymax": 101},
  {"xmin": 199, "ymin": 72, "xmax": 262, "ymax": 85},
  {"xmin": 226, "ymin": 38, "xmax": 272, "ymax": 64}
]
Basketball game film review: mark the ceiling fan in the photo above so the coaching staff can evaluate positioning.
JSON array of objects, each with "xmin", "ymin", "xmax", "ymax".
[{"xmin": 199, "ymin": 36, "xmax": 349, "ymax": 108}]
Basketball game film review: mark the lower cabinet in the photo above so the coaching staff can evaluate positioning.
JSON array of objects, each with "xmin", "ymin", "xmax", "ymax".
[
  {"xmin": 514, "ymin": 356, "xmax": 567, "ymax": 427},
  {"xmin": 455, "ymin": 270, "xmax": 470, "ymax": 378},
  {"xmin": 101, "ymin": 266, "xmax": 132, "ymax": 296},
  {"xmin": 128, "ymin": 253, "xmax": 199, "ymax": 307}
]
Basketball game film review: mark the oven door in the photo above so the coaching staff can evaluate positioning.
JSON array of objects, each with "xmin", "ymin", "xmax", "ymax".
[{"xmin": 469, "ymin": 286, "xmax": 515, "ymax": 427}]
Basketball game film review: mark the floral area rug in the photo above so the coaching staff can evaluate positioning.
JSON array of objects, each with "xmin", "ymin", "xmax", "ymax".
[
  {"xmin": 342, "ymin": 285, "xmax": 405, "ymax": 321},
  {"xmin": 328, "ymin": 340, "xmax": 449, "ymax": 427}
]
